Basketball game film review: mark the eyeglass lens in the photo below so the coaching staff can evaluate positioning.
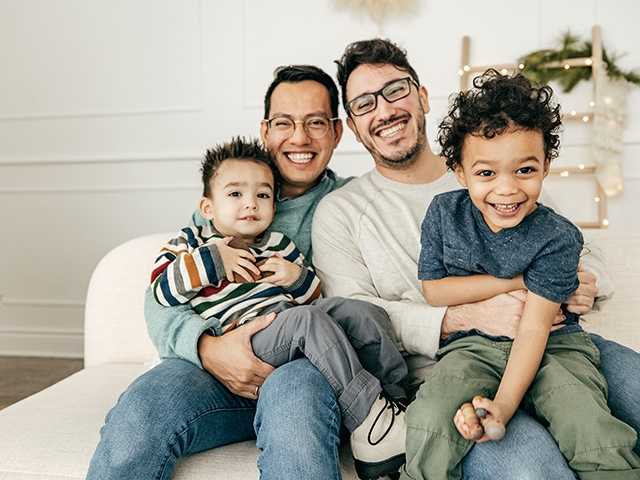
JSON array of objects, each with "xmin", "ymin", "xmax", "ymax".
[
  {"xmin": 349, "ymin": 78, "xmax": 412, "ymax": 116},
  {"xmin": 268, "ymin": 116, "xmax": 331, "ymax": 139}
]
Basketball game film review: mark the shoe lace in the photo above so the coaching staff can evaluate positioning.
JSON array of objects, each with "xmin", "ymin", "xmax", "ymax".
[{"xmin": 367, "ymin": 394, "xmax": 407, "ymax": 446}]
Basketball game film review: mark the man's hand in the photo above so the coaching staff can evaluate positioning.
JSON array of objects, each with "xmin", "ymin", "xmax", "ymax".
[
  {"xmin": 565, "ymin": 264, "xmax": 598, "ymax": 314},
  {"xmin": 257, "ymin": 256, "xmax": 302, "ymax": 287},
  {"xmin": 213, "ymin": 237, "xmax": 261, "ymax": 283},
  {"xmin": 197, "ymin": 313, "xmax": 276, "ymax": 399},
  {"xmin": 441, "ymin": 290, "xmax": 565, "ymax": 339}
]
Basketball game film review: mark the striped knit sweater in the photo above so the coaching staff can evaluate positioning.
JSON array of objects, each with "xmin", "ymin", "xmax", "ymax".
[{"xmin": 151, "ymin": 225, "xmax": 321, "ymax": 333}]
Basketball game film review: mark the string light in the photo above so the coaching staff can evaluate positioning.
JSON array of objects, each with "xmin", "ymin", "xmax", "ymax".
[
  {"xmin": 500, "ymin": 68, "xmax": 508, "ymax": 75},
  {"xmin": 518, "ymin": 63, "xmax": 525, "ymax": 69},
  {"xmin": 458, "ymin": 69, "xmax": 464, "ymax": 76},
  {"xmin": 589, "ymin": 101, "xmax": 596, "ymax": 108},
  {"xmin": 602, "ymin": 219, "xmax": 609, "ymax": 227},
  {"xmin": 564, "ymin": 64, "xmax": 571, "ymax": 70},
  {"xmin": 570, "ymin": 110, "xmax": 577, "ymax": 116},
  {"xmin": 582, "ymin": 115, "xmax": 590, "ymax": 122},
  {"xmin": 585, "ymin": 58, "xmax": 593, "ymax": 66},
  {"xmin": 579, "ymin": 164, "xmax": 585, "ymax": 170},
  {"xmin": 560, "ymin": 171, "xmax": 569, "ymax": 177},
  {"xmin": 463, "ymin": 65, "xmax": 470, "ymax": 72},
  {"xmin": 594, "ymin": 196, "xmax": 601, "ymax": 203}
]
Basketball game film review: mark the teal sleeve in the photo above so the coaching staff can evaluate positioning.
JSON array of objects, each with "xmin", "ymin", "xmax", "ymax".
[{"xmin": 144, "ymin": 286, "xmax": 223, "ymax": 368}]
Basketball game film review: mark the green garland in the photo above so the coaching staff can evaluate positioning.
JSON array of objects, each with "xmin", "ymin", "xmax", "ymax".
[{"xmin": 518, "ymin": 32, "xmax": 640, "ymax": 93}]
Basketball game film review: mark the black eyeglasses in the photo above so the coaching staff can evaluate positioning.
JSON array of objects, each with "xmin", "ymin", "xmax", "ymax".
[
  {"xmin": 347, "ymin": 77, "xmax": 419, "ymax": 117},
  {"xmin": 262, "ymin": 115, "xmax": 339, "ymax": 139}
]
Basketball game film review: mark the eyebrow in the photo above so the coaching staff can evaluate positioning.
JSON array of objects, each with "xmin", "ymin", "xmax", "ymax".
[
  {"xmin": 268, "ymin": 111, "xmax": 330, "ymax": 119},
  {"xmin": 224, "ymin": 181, "xmax": 273, "ymax": 190},
  {"xmin": 470, "ymin": 155, "xmax": 542, "ymax": 168},
  {"xmin": 353, "ymin": 77, "xmax": 407, "ymax": 98}
]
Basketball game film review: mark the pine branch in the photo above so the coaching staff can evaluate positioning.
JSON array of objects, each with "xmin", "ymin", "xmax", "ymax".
[{"xmin": 518, "ymin": 31, "xmax": 640, "ymax": 92}]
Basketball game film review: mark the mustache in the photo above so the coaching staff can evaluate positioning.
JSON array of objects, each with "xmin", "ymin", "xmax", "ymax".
[{"xmin": 371, "ymin": 114, "xmax": 409, "ymax": 133}]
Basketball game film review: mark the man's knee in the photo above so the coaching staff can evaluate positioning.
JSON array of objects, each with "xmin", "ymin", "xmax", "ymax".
[{"xmin": 257, "ymin": 359, "xmax": 340, "ymax": 441}]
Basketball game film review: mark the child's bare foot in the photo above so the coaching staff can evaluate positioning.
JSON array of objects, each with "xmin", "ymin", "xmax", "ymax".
[{"xmin": 454, "ymin": 402, "xmax": 484, "ymax": 440}]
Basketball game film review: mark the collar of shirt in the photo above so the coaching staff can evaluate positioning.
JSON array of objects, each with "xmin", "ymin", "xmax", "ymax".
[{"xmin": 276, "ymin": 170, "xmax": 330, "ymax": 202}]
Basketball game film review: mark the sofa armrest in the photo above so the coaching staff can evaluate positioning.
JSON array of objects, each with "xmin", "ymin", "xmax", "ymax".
[{"xmin": 84, "ymin": 233, "xmax": 171, "ymax": 367}]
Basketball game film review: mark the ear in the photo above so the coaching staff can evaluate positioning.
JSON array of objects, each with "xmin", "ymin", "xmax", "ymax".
[
  {"xmin": 346, "ymin": 116, "xmax": 362, "ymax": 144},
  {"xmin": 418, "ymin": 85, "xmax": 430, "ymax": 114},
  {"xmin": 260, "ymin": 120, "xmax": 268, "ymax": 146},
  {"xmin": 332, "ymin": 118, "xmax": 344, "ymax": 146},
  {"xmin": 199, "ymin": 196, "xmax": 214, "ymax": 220},
  {"xmin": 454, "ymin": 166, "xmax": 467, "ymax": 187}
]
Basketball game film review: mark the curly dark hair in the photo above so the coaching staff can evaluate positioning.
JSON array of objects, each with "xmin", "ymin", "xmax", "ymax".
[
  {"xmin": 264, "ymin": 65, "xmax": 339, "ymax": 119},
  {"xmin": 335, "ymin": 39, "xmax": 420, "ymax": 116},
  {"xmin": 201, "ymin": 136, "xmax": 278, "ymax": 198},
  {"xmin": 438, "ymin": 69, "xmax": 562, "ymax": 170}
]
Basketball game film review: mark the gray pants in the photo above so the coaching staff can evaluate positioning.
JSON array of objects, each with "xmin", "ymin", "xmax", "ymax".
[{"xmin": 251, "ymin": 297, "xmax": 408, "ymax": 432}]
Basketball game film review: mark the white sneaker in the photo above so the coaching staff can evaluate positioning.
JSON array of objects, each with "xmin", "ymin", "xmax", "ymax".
[{"xmin": 351, "ymin": 393, "xmax": 406, "ymax": 479}]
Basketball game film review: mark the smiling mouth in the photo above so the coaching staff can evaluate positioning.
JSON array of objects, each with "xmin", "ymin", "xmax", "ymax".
[
  {"xmin": 285, "ymin": 152, "xmax": 315, "ymax": 164},
  {"xmin": 239, "ymin": 216, "xmax": 259, "ymax": 221},
  {"xmin": 374, "ymin": 115, "xmax": 410, "ymax": 139},
  {"xmin": 490, "ymin": 202, "xmax": 524, "ymax": 216}
]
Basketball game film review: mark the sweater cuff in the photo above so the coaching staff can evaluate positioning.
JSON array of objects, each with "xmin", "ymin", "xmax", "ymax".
[
  {"xmin": 204, "ymin": 243, "xmax": 227, "ymax": 284},
  {"xmin": 284, "ymin": 266, "xmax": 309, "ymax": 293},
  {"xmin": 178, "ymin": 317, "xmax": 223, "ymax": 369}
]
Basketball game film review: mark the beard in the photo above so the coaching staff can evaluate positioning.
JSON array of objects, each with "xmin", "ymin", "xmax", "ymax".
[{"xmin": 364, "ymin": 112, "xmax": 427, "ymax": 170}]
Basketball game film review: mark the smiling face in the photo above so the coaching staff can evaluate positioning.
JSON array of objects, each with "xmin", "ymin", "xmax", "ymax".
[
  {"xmin": 260, "ymin": 80, "xmax": 342, "ymax": 198},
  {"xmin": 345, "ymin": 64, "xmax": 429, "ymax": 170},
  {"xmin": 200, "ymin": 159, "xmax": 275, "ymax": 241},
  {"xmin": 456, "ymin": 128, "xmax": 549, "ymax": 233}
]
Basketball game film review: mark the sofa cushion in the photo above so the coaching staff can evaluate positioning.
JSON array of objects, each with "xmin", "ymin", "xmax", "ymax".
[{"xmin": 0, "ymin": 363, "xmax": 358, "ymax": 480}]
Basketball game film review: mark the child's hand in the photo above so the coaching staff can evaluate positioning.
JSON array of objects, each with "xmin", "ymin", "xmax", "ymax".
[
  {"xmin": 256, "ymin": 255, "xmax": 302, "ymax": 287},
  {"xmin": 454, "ymin": 396, "xmax": 508, "ymax": 443},
  {"xmin": 213, "ymin": 237, "xmax": 261, "ymax": 283}
]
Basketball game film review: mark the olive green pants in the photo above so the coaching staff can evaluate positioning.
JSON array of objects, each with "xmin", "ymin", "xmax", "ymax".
[{"xmin": 401, "ymin": 332, "xmax": 640, "ymax": 480}]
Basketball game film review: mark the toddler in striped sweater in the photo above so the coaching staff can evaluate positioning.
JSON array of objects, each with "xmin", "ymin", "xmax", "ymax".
[{"xmin": 150, "ymin": 137, "xmax": 409, "ymax": 479}]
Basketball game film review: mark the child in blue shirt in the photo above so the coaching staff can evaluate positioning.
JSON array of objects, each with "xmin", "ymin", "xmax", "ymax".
[{"xmin": 401, "ymin": 70, "xmax": 640, "ymax": 480}]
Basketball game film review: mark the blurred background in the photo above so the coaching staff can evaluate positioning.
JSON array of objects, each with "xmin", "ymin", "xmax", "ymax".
[{"xmin": 0, "ymin": 0, "xmax": 638, "ymax": 362}]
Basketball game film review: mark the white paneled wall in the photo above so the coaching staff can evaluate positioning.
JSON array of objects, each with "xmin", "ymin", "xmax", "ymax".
[{"xmin": 1, "ymin": 0, "xmax": 639, "ymax": 356}]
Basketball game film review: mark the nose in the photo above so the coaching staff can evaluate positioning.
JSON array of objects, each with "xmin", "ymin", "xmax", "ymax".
[
  {"xmin": 288, "ymin": 121, "xmax": 311, "ymax": 145},
  {"xmin": 375, "ymin": 95, "xmax": 397, "ymax": 123},
  {"xmin": 244, "ymin": 197, "xmax": 258, "ymax": 210},
  {"xmin": 494, "ymin": 175, "xmax": 518, "ymax": 195}
]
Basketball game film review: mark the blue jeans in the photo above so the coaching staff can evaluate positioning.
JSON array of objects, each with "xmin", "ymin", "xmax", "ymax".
[
  {"xmin": 88, "ymin": 335, "xmax": 639, "ymax": 479},
  {"xmin": 86, "ymin": 358, "xmax": 342, "ymax": 480}
]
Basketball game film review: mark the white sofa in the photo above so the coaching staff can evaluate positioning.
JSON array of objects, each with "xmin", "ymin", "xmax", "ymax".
[{"xmin": 0, "ymin": 230, "xmax": 637, "ymax": 480}]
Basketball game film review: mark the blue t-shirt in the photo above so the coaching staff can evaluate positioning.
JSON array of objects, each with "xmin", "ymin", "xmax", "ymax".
[{"xmin": 419, "ymin": 189, "xmax": 583, "ymax": 338}]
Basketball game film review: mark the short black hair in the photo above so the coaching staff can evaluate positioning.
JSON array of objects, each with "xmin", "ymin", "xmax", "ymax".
[
  {"xmin": 201, "ymin": 136, "xmax": 278, "ymax": 197},
  {"xmin": 335, "ymin": 38, "xmax": 420, "ymax": 116},
  {"xmin": 438, "ymin": 69, "xmax": 562, "ymax": 170},
  {"xmin": 263, "ymin": 65, "xmax": 339, "ymax": 119}
]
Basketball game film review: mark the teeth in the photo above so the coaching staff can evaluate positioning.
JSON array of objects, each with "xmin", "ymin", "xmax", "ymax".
[
  {"xmin": 379, "ymin": 122, "xmax": 405, "ymax": 138},
  {"xmin": 287, "ymin": 153, "xmax": 313, "ymax": 163},
  {"xmin": 493, "ymin": 203, "xmax": 520, "ymax": 213}
]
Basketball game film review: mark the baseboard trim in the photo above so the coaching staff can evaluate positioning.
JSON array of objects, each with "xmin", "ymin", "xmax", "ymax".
[{"xmin": 0, "ymin": 330, "xmax": 83, "ymax": 358}]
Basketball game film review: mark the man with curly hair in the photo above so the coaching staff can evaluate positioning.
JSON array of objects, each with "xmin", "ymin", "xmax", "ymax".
[
  {"xmin": 409, "ymin": 69, "xmax": 640, "ymax": 479},
  {"xmin": 314, "ymin": 38, "xmax": 640, "ymax": 479}
]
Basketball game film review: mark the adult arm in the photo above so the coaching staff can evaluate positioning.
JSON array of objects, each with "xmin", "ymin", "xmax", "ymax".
[
  {"xmin": 145, "ymin": 288, "xmax": 274, "ymax": 398},
  {"xmin": 312, "ymin": 196, "xmax": 445, "ymax": 359}
]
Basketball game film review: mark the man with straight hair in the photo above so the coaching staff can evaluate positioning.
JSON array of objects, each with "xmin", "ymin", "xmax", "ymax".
[{"xmin": 88, "ymin": 65, "xmax": 351, "ymax": 480}]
